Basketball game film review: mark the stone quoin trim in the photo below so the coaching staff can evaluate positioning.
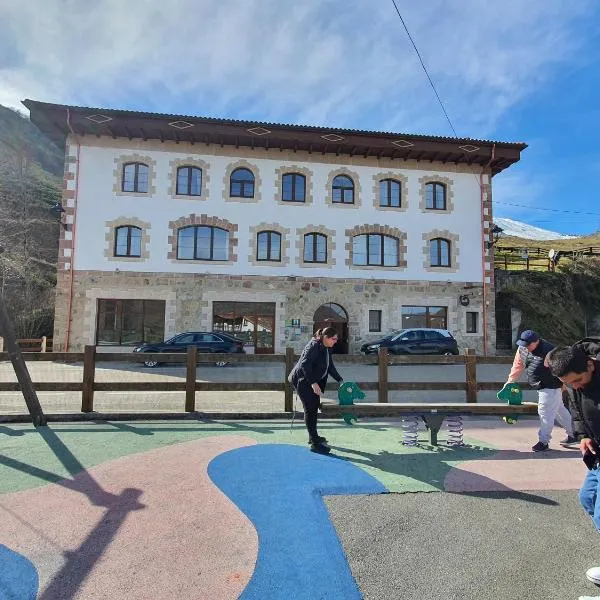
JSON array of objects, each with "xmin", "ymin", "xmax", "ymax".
[
  {"xmin": 325, "ymin": 167, "xmax": 362, "ymax": 209},
  {"xmin": 168, "ymin": 157, "xmax": 210, "ymax": 200},
  {"xmin": 418, "ymin": 175, "xmax": 454, "ymax": 213},
  {"xmin": 222, "ymin": 159, "xmax": 261, "ymax": 203},
  {"xmin": 112, "ymin": 153, "xmax": 157, "ymax": 197},
  {"xmin": 372, "ymin": 171, "xmax": 409, "ymax": 212},
  {"xmin": 422, "ymin": 229, "xmax": 460, "ymax": 273},
  {"xmin": 295, "ymin": 225, "xmax": 336, "ymax": 268},
  {"xmin": 274, "ymin": 165, "xmax": 314, "ymax": 206},
  {"xmin": 248, "ymin": 223, "xmax": 291, "ymax": 267},
  {"xmin": 167, "ymin": 214, "xmax": 238, "ymax": 264},
  {"xmin": 104, "ymin": 217, "xmax": 151, "ymax": 262},
  {"xmin": 345, "ymin": 225, "xmax": 407, "ymax": 271}
]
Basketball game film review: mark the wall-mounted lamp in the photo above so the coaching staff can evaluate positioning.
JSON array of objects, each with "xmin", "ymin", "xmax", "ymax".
[{"xmin": 485, "ymin": 224, "xmax": 504, "ymax": 249}]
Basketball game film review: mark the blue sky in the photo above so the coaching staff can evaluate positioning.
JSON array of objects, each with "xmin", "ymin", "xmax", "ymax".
[{"xmin": 1, "ymin": 0, "xmax": 599, "ymax": 235}]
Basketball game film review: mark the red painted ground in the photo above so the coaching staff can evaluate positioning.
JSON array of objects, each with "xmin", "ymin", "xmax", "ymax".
[{"xmin": 0, "ymin": 436, "xmax": 258, "ymax": 600}]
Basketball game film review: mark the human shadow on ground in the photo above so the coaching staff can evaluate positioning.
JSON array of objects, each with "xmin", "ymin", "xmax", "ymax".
[{"xmin": 329, "ymin": 444, "xmax": 559, "ymax": 505}]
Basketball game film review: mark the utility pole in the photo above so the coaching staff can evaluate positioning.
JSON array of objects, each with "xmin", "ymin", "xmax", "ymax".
[{"xmin": 0, "ymin": 245, "xmax": 46, "ymax": 426}]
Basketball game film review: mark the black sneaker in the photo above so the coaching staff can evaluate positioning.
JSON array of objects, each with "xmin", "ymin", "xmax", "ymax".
[
  {"xmin": 560, "ymin": 435, "xmax": 578, "ymax": 448},
  {"xmin": 308, "ymin": 436, "xmax": 328, "ymax": 446},
  {"xmin": 532, "ymin": 441, "xmax": 549, "ymax": 452},
  {"xmin": 310, "ymin": 442, "xmax": 331, "ymax": 455}
]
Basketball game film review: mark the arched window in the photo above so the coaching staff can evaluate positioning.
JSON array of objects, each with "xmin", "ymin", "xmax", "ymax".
[
  {"xmin": 122, "ymin": 162, "xmax": 149, "ymax": 193},
  {"xmin": 257, "ymin": 231, "xmax": 281, "ymax": 261},
  {"xmin": 177, "ymin": 226, "xmax": 229, "ymax": 261},
  {"xmin": 304, "ymin": 233, "xmax": 327, "ymax": 263},
  {"xmin": 352, "ymin": 234, "xmax": 399, "ymax": 266},
  {"xmin": 114, "ymin": 226, "xmax": 142, "ymax": 257},
  {"xmin": 176, "ymin": 166, "xmax": 202, "ymax": 196},
  {"xmin": 230, "ymin": 168, "xmax": 255, "ymax": 198},
  {"xmin": 425, "ymin": 182, "xmax": 446, "ymax": 210},
  {"xmin": 430, "ymin": 238, "xmax": 451, "ymax": 267},
  {"xmin": 379, "ymin": 178, "xmax": 401, "ymax": 208},
  {"xmin": 332, "ymin": 175, "xmax": 355, "ymax": 204},
  {"xmin": 282, "ymin": 173, "xmax": 306, "ymax": 202}
]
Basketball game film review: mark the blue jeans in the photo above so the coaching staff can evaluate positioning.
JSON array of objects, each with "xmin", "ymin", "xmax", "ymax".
[{"xmin": 580, "ymin": 467, "xmax": 600, "ymax": 532}]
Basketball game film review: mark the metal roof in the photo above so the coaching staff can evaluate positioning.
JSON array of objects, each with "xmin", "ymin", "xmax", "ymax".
[{"xmin": 23, "ymin": 99, "xmax": 527, "ymax": 175}]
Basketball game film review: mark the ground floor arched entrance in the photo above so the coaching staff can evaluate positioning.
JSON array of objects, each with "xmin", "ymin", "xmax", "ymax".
[{"xmin": 313, "ymin": 303, "xmax": 349, "ymax": 354}]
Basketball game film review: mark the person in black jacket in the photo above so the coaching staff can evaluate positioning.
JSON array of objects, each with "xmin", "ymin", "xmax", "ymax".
[
  {"xmin": 505, "ymin": 329, "xmax": 575, "ymax": 452},
  {"xmin": 288, "ymin": 327, "xmax": 344, "ymax": 454},
  {"xmin": 547, "ymin": 340, "xmax": 600, "ymax": 587}
]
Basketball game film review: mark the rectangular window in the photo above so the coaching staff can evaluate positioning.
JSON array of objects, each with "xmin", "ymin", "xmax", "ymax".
[
  {"xmin": 402, "ymin": 305, "xmax": 447, "ymax": 329},
  {"xmin": 96, "ymin": 299, "xmax": 165, "ymax": 345},
  {"xmin": 369, "ymin": 310, "xmax": 382, "ymax": 332},
  {"xmin": 466, "ymin": 311, "xmax": 478, "ymax": 333}
]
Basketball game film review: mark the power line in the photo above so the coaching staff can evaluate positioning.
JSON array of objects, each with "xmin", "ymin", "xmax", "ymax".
[
  {"xmin": 390, "ymin": 0, "xmax": 458, "ymax": 138},
  {"xmin": 494, "ymin": 200, "xmax": 600, "ymax": 216}
]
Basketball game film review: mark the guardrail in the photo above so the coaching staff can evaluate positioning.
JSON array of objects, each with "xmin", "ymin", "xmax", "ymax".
[{"xmin": 0, "ymin": 346, "xmax": 527, "ymax": 417}]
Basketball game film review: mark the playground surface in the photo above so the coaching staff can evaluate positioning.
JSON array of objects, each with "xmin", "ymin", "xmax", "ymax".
[{"xmin": 1, "ymin": 416, "xmax": 598, "ymax": 599}]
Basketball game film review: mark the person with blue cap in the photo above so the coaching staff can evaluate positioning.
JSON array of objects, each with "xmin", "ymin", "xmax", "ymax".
[{"xmin": 505, "ymin": 329, "xmax": 575, "ymax": 451}]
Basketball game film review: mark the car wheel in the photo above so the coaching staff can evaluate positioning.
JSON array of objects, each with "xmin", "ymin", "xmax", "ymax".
[
  {"xmin": 441, "ymin": 351, "xmax": 454, "ymax": 356},
  {"xmin": 215, "ymin": 360, "xmax": 228, "ymax": 367},
  {"xmin": 144, "ymin": 359, "xmax": 159, "ymax": 368}
]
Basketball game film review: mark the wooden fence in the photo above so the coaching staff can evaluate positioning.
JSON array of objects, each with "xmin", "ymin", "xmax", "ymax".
[
  {"xmin": 0, "ymin": 346, "xmax": 525, "ymax": 417},
  {"xmin": 495, "ymin": 245, "xmax": 600, "ymax": 272},
  {"xmin": 0, "ymin": 336, "xmax": 53, "ymax": 353}
]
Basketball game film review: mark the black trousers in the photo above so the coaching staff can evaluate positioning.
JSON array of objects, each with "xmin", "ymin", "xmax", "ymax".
[{"xmin": 296, "ymin": 379, "xmax": 322, "ymax": 443}]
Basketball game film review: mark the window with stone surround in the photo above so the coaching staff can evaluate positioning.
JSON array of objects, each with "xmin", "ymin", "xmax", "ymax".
[
  {"xmin": 177, "ymin": 225, "xmax": 229, "ymax": 261},
  {"xmin": 104, "ymin": 217, "xmax": 151, "ymax": 262},
  {"xmin": 168, "ymin": 215, "xmax": 237, "ymax": 264},
  {"xmin": 369, "ymin": 309, "xmax": 382, "ymax": 332},
  {"xmin": 345, "ymin": 225, "xmax": 406, "ymax": 270},
  {"xmin": 430, "ymin": 238, "xmax": 451, "ymax": 267},
  {"xmin": 257, "ymin": 231, "xmax": 282, "ymax": 262},
  {"xmin": 418, "ymin": 175, "xmax": 454, "ymax": 213},
  {"xmin": 223, "ymin": 160, "xmax": 261, "ymax": 203},
  {"xmin": 115, "ymin": 226, "xmax": 142, "ymax": 257},
  {"xmin": 402, "ymin": 305, "xmax": 447, "ymax": 329},
  {"xmin": 275, "ymin": 165, "xmax": 313, "ymax": 206},
  {"xmin": 248, "ymin": 223, "xmax": 290, "ymax": 267},
  {"xmin": 295, "ymin": 225, "xmax": 335, "ymax": 267},
  {"xmin": 422, "ymin": 230, "xmax": 459, "ymax": 273},
  {"xmin": 96, "ymin": 299, "xmax": 165, "ymax": 345},
  {"xmin": 303, "ymin": 233, "xmax": 327, "ymax": 263},
  {"xmin": 325, "ymin": 168, "xmax": 361, "ymax": 208},
  {"xmin": 113, "ymin": 154, "xmax": 157, "ymax": 197},
  {"xmin": 168, "ymin": 157, "xmax": 210, "ymax": 199},
  {"xmin": 373, "ymin": 172, "xmax": 408, "ymax": 211}
]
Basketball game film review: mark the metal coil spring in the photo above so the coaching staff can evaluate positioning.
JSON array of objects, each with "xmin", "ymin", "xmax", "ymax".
[
  {"xmin": 401, "ymin": 415, "xmax": 419, "ymax": 446},
  {"xmin": 445, "ymin": 415, "xmax": 464, "ymax": 446}
]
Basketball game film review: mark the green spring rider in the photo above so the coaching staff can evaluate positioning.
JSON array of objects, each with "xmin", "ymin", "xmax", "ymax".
[
  {"xmin": 496, "ymin": 382, "xmax": 522, "ymax": 424},
  {"xmin": 337, "ymin": 381, "xmax": 365, "ymax": 424}
]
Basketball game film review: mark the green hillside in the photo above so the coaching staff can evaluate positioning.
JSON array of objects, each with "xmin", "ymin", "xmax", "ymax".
[{"xmin": 0, "ymin": 105, "xmax": 63, "ymax": 338}]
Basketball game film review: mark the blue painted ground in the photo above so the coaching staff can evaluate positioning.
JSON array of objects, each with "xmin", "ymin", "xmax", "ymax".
[
  {"xmin": 0, "ymin": 545, "xmax": 38, "ymax": 600},
  {"xmin": 208, "ymin": 444, "xmax": 387, "ymax": 600}
]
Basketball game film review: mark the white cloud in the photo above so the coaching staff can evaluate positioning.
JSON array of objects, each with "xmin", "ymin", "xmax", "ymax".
[{"xmin": 0, "ymin": 0, "xmax": 594, "ymax": 137}]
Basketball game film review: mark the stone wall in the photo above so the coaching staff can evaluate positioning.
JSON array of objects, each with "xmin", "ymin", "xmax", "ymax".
[{"xmin": 55, "ymin": 271, "xmax": 490, "ymax": 354}]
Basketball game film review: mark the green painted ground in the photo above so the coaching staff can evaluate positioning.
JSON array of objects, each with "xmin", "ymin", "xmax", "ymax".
[{"xmin": 0, "ymin": 420, "xmax": 497, "ymax": 494}]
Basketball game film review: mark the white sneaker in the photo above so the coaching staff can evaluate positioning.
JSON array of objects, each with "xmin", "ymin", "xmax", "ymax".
[{"xmin": 586, "ymin": 566, "xmax": 600, "ymax": 586}]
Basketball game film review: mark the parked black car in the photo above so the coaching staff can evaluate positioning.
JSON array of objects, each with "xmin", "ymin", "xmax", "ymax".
[
  {"xmin": 360, "ymin": 328, "xmax": 459, "ymax": 355},
  {"xmin": 133, "ymin": 331, "xmax": 245, "ymax": 367}
]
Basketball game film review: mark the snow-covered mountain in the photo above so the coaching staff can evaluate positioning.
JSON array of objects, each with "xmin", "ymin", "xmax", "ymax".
[{"xmin": 494, "ymin": 218, "xmax": 577, "ymax": 241}]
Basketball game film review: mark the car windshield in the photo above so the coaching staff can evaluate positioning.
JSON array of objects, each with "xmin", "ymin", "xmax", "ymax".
[{"xmin": 389, "ymin": 330, "xmax": 407, "ymax": 342}]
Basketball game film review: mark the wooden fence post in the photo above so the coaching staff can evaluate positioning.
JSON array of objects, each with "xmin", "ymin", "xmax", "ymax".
[
  {"xmin": 185, "ymin": 345, "xmax": 197, "ymax": 412},
  {"xmin": 464, "ymin": 348, "xmax": 477, "ymax": 403},
  {"xmin": 284, "ymin": 347, "xmax": 295, "ymax": 412},
  {"xmin": 41, "ymin": 336, "xmax": 47, "ymax": 352},
  {"xmin": 378, "ymin": 347, "xmax": 389, "ymax": 403},
  {"xmin": 0, "ymin": 336, "xmax": 3, "ymax": 352},
  {"xmin": 81, "ymin": 345, "xmax": 96, "ymax": 412}
]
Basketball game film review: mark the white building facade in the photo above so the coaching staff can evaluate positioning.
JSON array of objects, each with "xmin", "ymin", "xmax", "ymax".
[{"xmin": 25, "ymin": 100, "xmax": 526, "ymax": 355}]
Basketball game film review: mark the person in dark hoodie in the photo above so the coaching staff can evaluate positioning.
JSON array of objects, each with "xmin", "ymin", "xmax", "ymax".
[
  {"xmin": 505, "ymin": 329, "xmax": 575, "ymax": 452},
  {"xmin": 547, "ymin": 339, "xmax": 600, "ymax": 587},
  {"xmin": 288, "ymin": 327, "xmax": 343, "ymax": 454}
]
